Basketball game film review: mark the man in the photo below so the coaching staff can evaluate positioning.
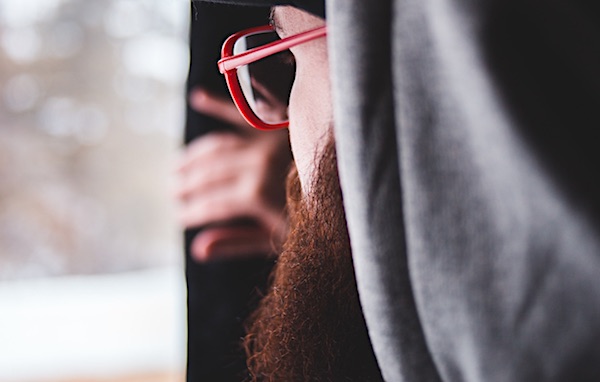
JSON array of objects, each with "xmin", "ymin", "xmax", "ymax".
[
  {"xmin": 198, "ymin": 0, "xmax": 600, "ymax": 381},
  {"xmin": 214, "ymin": 4, "xmax": 384, "ymax": 380}
]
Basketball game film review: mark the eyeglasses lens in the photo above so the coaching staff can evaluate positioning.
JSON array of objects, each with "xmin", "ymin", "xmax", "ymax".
[{"xmin": 233, "ymin": 31, "xmax": 295, "ymax": 125}]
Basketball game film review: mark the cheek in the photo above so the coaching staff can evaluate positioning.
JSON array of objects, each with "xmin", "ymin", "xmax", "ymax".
[{"xmin": 287, "ymin": 63, "xmax": 332, "ymax": 193}]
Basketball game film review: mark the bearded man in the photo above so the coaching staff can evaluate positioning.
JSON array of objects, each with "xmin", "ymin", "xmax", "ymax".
[
  {"xmin": 196, "ymin": 0, "xmax": 600, "ymax": 381},
  {"xmin": 223, "ymin": 4, "xmax": 384, "ymax": 379},
  {"xmin": 201, "ymin": 2, "xmax": 385, "ymax": 379}
]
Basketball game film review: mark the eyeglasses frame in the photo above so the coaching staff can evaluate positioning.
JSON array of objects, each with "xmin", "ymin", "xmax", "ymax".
[{"xmin": 218, "ymin": 24, "xmax": 328, "ymax": 130}]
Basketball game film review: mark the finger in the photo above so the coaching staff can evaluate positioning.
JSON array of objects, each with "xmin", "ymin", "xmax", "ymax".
[
  {"xmin": 190, "ymin": 225, "xmax": 276, "ymax": 262},
  {"xmin": 178, "ymin": 184, "xmax": 284, "ymax": 231},
  {"xmin": 175, "ymin": 160, "xmax": 239, "ymax": 200},
  {"xmin": 175, "ymin": 143, "xmax": 272, "ymax": 201},
  {"xmin": 178, "ymin": 188, "xmax": 253, "ymax": 229},
  {"xmin": 189, "ymin": 88, "xmax": 250, "ymax": 131},
  {"xmin": 176, "ymin": 137, "xmax": 273, "ymax": 201},
  {"xmin": 177, "ymin": 133, "xmax": 245, "ymax": 173}
]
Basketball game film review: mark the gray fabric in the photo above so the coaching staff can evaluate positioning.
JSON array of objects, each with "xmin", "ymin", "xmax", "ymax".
[
  {"xmin": 329, "ymin": 0, "xmax": 600, "ymax": 381},
  {"xmin": 328, "ymin": 2, "xmax": 441, "ymax": 381}
]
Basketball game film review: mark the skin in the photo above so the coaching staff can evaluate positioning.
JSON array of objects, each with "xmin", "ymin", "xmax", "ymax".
[
  {"xmin": 175, "ymin": 87, "xmax": 290, "ymax": 261},
  {"xmin": 272, "ymin": 6, "xmax": 332, "ymax": 193},
  {"xmin": 244, "ymin": 12, "xmax": 384, "ymax": 379}
]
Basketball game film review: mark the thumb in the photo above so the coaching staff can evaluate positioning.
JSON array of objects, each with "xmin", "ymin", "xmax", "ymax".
[{"xmin": 189, "ymin": 87, "xmax": 250, "ymax": 131}]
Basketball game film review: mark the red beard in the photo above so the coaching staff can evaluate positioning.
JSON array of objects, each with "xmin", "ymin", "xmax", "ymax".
[{"xmin": 243, "ymin": 136, "xmax": 382, "ymax": 381}]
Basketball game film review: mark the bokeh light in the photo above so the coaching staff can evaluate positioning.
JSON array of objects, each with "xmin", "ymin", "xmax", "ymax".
[{"xmin": 0, "ymin": 0, "xmax": 189, "ymax": 380}]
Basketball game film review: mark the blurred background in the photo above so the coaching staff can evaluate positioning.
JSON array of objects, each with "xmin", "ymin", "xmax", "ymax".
[{"xmin": 0, "ymin": 0, "xmax": 189, "ymax": 380}]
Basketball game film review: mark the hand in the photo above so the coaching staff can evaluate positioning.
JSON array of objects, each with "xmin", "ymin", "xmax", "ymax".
[{"xmin": 175, "ymin": 88, "xmax": 291, "ymax": 262}]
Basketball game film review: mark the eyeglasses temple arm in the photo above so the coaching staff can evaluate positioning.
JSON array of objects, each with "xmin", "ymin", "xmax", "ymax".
[{"xmin": 218, "ymin": 26, "xmax": 327, "ymax": 73}]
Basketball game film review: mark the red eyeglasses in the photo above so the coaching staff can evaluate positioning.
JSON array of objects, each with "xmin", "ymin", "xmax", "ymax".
[{"xmin": 218, "ymin": 25, "xmax": 327, "ymax": 130}]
